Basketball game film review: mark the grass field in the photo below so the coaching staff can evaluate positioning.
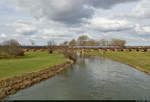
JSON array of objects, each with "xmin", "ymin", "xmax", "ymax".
[
  {"xmin": 85, "ymin": 50, "xmax": 150, "ymax": 74},
  {"xmin": 0, "ymin": 51, "xmax": 67, "ymax": 80}
]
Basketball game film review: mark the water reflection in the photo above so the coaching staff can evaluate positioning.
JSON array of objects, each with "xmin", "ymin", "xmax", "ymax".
[{"xmin": 5, "ymin": 56, "xmax": 150, "ymax": 100}]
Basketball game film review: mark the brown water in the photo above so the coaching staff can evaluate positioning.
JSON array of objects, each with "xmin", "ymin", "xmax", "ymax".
[{"xmin": 4, "ymin": 56, "xmax": 150, "ymax": 100}]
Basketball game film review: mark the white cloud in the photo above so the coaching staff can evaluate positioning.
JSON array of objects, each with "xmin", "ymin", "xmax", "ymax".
[
  {"xmin": 0, "ymin": 33, "xmax": 7, "ymax": 38},
  {"xmin": 133, "ymin": 0, "xmax": 150, "ymax": 18},
  {"xmin": 85, "ymin": 17, "xmax": 134, "ymax": 32},
  {"xmin": 14, "ymin": 0, "xmax": 139, "ymax": 25},
  {"xmin": 1, "ymin": 0, "xmax": 150, "ymax": 45},
  {"xmin": 135, "ymin": 24, "xmax": 150, "ymax": 34},
  {"xmin": 7, "ymin": 22, "xmax": 37, "ymax": 35}
]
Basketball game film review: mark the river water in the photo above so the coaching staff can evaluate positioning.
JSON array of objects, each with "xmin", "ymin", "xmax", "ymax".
[{"xmin": 4, "ymin": 56, "xmax": 150, "ymax": 100}]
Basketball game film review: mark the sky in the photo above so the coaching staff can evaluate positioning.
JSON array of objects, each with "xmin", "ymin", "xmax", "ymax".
[{"xmin": 0, "ymin": 0, "xmax": 150, "ymax": 46}]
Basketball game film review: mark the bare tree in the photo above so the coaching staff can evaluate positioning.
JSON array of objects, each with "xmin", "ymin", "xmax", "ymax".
[
  {"xmin": 69, "ymin": 39, "xmax": 76, "ymax": 47},
  {"xmin": 111, "ymin": 39, "xmax": 126, "ymax": 47},
  {"xmin": 85, "ymin": 39, "xmax": 95, "ymax": 46},
  {"xmin": 2, "ymin": 39, "xmax": 20, "ymax": 46},
  {"xmin": 99, "ymin": 39, "xmax": 108, "ymax": 46},
  {"xmin": 63, "ymin": 41, "xmax": 68, "ymax": 46},
  {"xmin": 77, "ymin": 35, "xmax": 90, "ymax": 46},
  {"xmin": 47, "ymin": 40, "xmax": 55, "ymax": 54},
  {"xmin": 0, "ymin": 39, "xmax": 24, "ymax": 58}
]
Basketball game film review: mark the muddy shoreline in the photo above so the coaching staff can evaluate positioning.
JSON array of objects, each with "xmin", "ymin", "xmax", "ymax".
[{"xmin": 0, "ymin": 60, "xmax": 74, "ymax": 99}]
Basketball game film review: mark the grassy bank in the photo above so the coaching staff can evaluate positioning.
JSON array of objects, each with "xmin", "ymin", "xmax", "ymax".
[
  {"xmin": 0, "ymin": 51, "xmax": 67, "ymax": 80},
  {"xmin": 85, "ymin": 50, "xmax": 150, "ymax": 74}
]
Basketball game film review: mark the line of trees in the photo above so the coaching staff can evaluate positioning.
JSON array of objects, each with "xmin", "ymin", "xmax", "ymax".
[
  {"xmin": 0, "ymin": 35, "xmax": 126, "ymax": 58},
  {"xmin": 60, "ymin": 35, "xmax": 126, "ymax": 47}
]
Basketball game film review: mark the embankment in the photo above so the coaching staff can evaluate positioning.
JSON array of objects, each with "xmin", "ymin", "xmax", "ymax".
[{"xmin": 0, "ymin": 60, "xmax": 73, "ymax": 99}]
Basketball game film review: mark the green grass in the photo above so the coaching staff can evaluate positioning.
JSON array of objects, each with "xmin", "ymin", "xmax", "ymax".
[
  {"xmin": 85, "ymin": 50, "xmax": 150, "ymax": 73},
  {"xmin": 0, "ymin": 51, "xmax": 68, "ymax": 80}
]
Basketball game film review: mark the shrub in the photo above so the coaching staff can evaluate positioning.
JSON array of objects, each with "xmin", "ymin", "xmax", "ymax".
[
  {"xmin": 0, "ymin": 39, "xmax": 24, "ymax": 58},
  {"xmin": 17, "ymin": 50, "xmax": 25, "ymax": 56},
  {"xmin": 60, "ymin": 48, "xmax": 77, "ymax": 62},
  {"xmin": 136, "ymin": 49, "xmax": 139, "ymax": 52}
]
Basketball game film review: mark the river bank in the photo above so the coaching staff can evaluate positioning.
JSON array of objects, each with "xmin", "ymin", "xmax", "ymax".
[
  {"xmin": 0, "ymin": 51, "xmax": 74, "ymax": 99},
  {"xmin": 0, "ymin": 51, "xmax": 68, "ymax": 80},
  {"xmin": 84, "ymin": 50, "xmax": 150, "ymax": 75},
  {"xmin": 0, "ymin": 59, "xmax": 73, "ymax": 99},
  {"xmin": 4, "ymin": 56, "xmax": 150, "ymax": 100}
]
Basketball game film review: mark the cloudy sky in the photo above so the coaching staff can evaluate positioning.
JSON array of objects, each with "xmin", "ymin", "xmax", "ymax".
[{"xmin": 0, "ymin": 0, "xmax": 150, "ymax": 45}]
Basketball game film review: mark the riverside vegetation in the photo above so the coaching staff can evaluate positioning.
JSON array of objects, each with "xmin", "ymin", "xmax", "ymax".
[
  {"xmin": 0, "ymin": 39, "xmax": 76, "ymax": 81},
  {"xmin": 0, "ymin": 51, "xmax": 68, "ymax": 80},
  {"xmin": 0, "ymin": 49, "xmax": 76, "ymax": 99},
  {"xmin": 0, "ymin": 39, "xmax": 77, "ymax": 99},
  {"xmin": 85, "ymin": 49, "xmax": 150, "ymax": 74}
]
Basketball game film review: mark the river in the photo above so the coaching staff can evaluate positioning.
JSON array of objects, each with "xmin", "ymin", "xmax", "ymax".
[{"xmin": 4, "ymin": 56, "xmax": 150, "ymax": 100}]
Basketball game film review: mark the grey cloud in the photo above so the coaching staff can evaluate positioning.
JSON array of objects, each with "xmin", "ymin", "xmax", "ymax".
[
  {"xmin": 3, "ymin": 0, "xmax": 148, "ymax": 46},
  {"xmin": 85, "ymin": 17, "xmax": 135, "ymax": 33},
  {"xmin": 15, "ymin": 0, "xmax": 139, "ymax": 25},
  {"xmin": 86, "ymin": 0, "xmax": 139, "ymax": 9},
  {"xmin": 15, "ymin": 0, "xmax": 93, "ymax": 25},
  {"xmin": 21, "ymin": 30, "xmax": 37, "ymax": 35},
  {"xmin": 92, "ymin": 25, "xmax": 134, "ymax": 33}
]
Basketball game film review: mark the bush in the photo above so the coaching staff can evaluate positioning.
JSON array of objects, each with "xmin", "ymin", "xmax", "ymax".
[
  {"xmin": 48, "ymin": 50, "xmax": 53, "ymax": 54},
  {"xmin": 60, "ymin": 48, "xmax": 77, "ymax": 62},
  {"xmin": 0, "ymin": 39, "xmax": 24, "ymax": 58},
  {"xmin": 17, "ymin": 50, "xmax": 25, "ymax": 56}
]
